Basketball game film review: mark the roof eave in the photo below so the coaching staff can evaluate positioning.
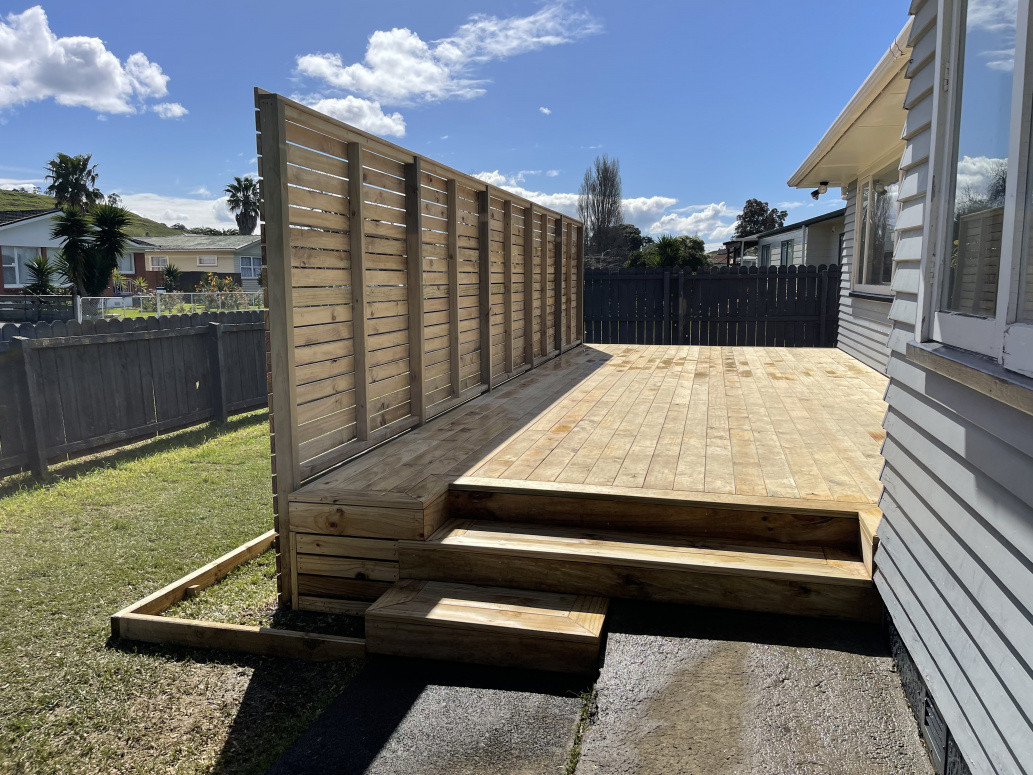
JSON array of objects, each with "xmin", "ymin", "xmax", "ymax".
[{"xmin": 787, "ymin": 18, "xmax": 913, "ymax": 189}]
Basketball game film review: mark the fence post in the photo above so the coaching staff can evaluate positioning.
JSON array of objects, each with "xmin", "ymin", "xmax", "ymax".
[
  {"xmin": 818, "ymin": 269, "xmax": 828, "ymax": 347},
  {"xmin": 75, "ymin": 295, "xmax": 82, "ymax": 323},
  {"xmin": 662, "ymin": 269, "xmax": 671, "ymax": 345},
  {"xmin": 12, "ymin": 337, "xmax": 48, "ymax": 478},
  {"xmin": 156, "ymin": 292, "xmax": 162, "ymax": 318},
  {"xmin": 208, "ymin": 322, "xmax": 228, "ymax": 423}
]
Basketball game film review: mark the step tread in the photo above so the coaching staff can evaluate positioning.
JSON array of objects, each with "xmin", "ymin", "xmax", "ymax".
[
  {"xmin": 366, "ymin": 579, "xmax": 608, "ymax": 642},
  {"xmin": 421, "ymin": 519, "xmax": 871, "ymax": 587}
]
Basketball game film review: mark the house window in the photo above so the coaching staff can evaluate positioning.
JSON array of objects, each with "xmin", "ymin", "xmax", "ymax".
[
  {"xmin": 780, "ymin": 240, "xmax": 794, "ymax": 266},
  {"xmin": 117, "ymin": 253, "xmax": 135, "ymax": 274},
  {"xmin": 929, "ymin": 0, "xmax": 1033, "ymax": 375},
  {"xmin": 1, "ymin": 245, "xmax": 41, "ymax": 287},
  {"xmin": 239, "ymin": 256, "xmax": 261, "ymax": 280},
  {"xmin": 149, "ymin": 255, "xmax": 168, "ymax": 271},
  {"xmin": 759, "ymin": 245, "xmax": 771, "ymax": 267},
  {"xmin": 197, "ymin": 255, "xmax": 218, "ymax": 267},
  {"xmin": 856, "ymin": 162, "xmax": 899, "ymax": 294}
]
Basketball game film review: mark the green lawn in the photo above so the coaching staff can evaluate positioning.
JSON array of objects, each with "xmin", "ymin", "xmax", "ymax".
[{"xmin": 0, "ymin": 412, "xmax": 363, "ymax": 774}]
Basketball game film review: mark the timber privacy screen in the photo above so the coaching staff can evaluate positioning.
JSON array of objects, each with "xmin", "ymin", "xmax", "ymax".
[
  {"xmin": 255, "ymin": 90, "xmax": 584, "ymax": 539},
  {"xmin": 583, "ymin": 264, "xmax": 841, "ymax": 347}
]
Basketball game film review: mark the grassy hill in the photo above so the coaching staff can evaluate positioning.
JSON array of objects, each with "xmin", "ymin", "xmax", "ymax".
[{"xmin": 0, "ymin": 189, "xmax": 180, "ymax": 238}]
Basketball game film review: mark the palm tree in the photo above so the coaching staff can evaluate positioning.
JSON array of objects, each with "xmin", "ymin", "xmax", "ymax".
[
  {"xmin": 225, "ymin": 176, "xmax": 261, "ymax": 235},
  {"xmin": 51, "ymin": 204, "xmax": 132, "ymax": 297},
  {"xmin": 44, "ymin": 153, "xmax": 104, "ymax": 212}
]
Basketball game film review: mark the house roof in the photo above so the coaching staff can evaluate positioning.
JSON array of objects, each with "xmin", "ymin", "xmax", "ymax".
[
  {"xmin": 748, "ymin": 207, "xmax": 847, "ymax": 240},
  {"xmin": 0, "ymin": 208, "xmax": 59, "ymax": 227},
  {"xmin": 130, "ymin": 234, "xmax": 261, "ymax": 252},
  {"xmin": 788, "ymin": 19, "xmax": 913, "ymax": 189}
]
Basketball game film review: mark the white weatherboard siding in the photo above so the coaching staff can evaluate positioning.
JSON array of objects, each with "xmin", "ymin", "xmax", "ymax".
[
  {"xmin": 838, "ymin": 184, "xmax": 892, "ymax": 372},
  {"xmin": 878, "ymin": 2, "xmax": 1033, "ymax": 773},
  {"xmin": 756, "ymin": 228, "xmax": 804, "ymax": 266},
  {"xmin": 804, "ymin": 218, "xmax": 842, "ymax": 266}
]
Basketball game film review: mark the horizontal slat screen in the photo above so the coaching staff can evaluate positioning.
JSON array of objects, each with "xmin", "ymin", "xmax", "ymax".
[{"xmin": 256, "ymin": 90, "xmax": 583, "ymax": 602}]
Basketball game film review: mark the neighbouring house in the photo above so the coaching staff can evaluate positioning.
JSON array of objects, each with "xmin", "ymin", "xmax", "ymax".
[
  {"xmin": 0, "ymin": 209, "xmax": 146, "ymax": 295},
  {"xmin": 131, "ymin": 234, "xmax": 263, "ymax": 291},
  {"xmin": 726, "ymin": 208, "xmax": 847, "ymax": 269},
  {"xmin": 787, "ymin": 21, "xmax": 912, "ymax": 374},
  {"xmin": 805, "ymin": 3, "xmax": 1033, "ymax": 773}
]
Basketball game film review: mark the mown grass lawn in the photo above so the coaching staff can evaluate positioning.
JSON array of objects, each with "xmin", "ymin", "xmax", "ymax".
[{"xmin": 0, "ymin": 411, "xmax": 363, "ymax": 774}]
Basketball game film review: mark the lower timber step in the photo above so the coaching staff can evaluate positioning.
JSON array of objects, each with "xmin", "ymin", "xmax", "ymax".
[
  {"xmin": 364, "ymin": 579, "xmax": 608, "ymax": 673},
  {"xmin": 399, "ymin": 520, "xmax": 880, "ymax": 622}
]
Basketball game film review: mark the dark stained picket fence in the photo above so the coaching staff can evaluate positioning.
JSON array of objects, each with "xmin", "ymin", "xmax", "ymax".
[
  {"xmin": 0, "ymin": 310, "xmax": 267, "ymax": 478},
  {"xmin": 583, "ymin": 265, "xmax": 841, "ymax": 347}
]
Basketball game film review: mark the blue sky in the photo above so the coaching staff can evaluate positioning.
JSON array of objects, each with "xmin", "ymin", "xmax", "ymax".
[{"xmin": 1, "ymin": 1, "xmax": 911, "ymax": 245}]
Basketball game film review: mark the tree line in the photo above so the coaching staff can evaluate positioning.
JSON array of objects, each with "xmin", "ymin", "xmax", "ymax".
[{"xmin": 576, "ymin": 155, "xmax": 790, "ymax": 271}]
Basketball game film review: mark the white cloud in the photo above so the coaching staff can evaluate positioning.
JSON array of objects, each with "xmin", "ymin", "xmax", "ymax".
[
  {"xmin": 0, "ymin": 6, "xmax": 178, "ymax": 115},
  {"xmin": 0, "ymin": 176, "xmax": 42, "ymax": 191},
  {"xmin": 539, "ymin": 106, "xmax": 551, "ymax": 115},
  {"xmin": 956, "ymin": 155, "xmax": 1006, "ymax": 197},
  {"xmin": 968, "ymin": 0, "xmax": 1017, "ymax": 32},
  {"xmin": 152, "ymin": 101, "xmax": 187, "ymax": 119},
  {"xmin": 295, "ymin": 3, "xmax": 599, "ymax": 116},
  {"xmin": 119, "ymin": 192, "xmax": 235, "ymax": 229},
  {"xmin": 189, "ymin": 185, "xmax": 211, "ymax": 196},
  {"xmin": 623, "ymin": 196, "xmax": 678, "ymax": 226},
  {"xmin": 546, "ymin": 169, "xmax": 559, "ymax": 177},
  {"xmin": 648, "ymin": 202, "xmax": 742, "ymax": 246},
  {"xmin": 440, "ymin": 134, "xmax": 449, "ymax": 140},
  {"xmin": 298, "ymin": 94, "xmax": 406, "ymax": 136}
]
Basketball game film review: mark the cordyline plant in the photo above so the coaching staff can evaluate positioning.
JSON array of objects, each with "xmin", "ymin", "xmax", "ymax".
[{"xmin": 50, "ymin": 204, "xmax": 132, "ymax": 297}]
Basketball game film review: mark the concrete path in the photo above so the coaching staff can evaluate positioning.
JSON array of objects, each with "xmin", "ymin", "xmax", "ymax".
[
  {"xmin": 577, "ymin": 602, "xmax": 934, "ymax": 774},
  {"xmin": 267, "ymin": 658, "xmax": 588, "ymax": 775},
  {"xmin": 268, "ymin": 602, "xmax": 933, "ymax": 775}
]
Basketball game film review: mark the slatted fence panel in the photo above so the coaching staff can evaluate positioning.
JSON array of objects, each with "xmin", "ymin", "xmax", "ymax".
[
  {"xmin": 584, "ymin": 265, "xmax": 841, "ymax": 347},
  {"xmin": 256, "ymin": 90, "xmax": 584, "ymax": 602}
]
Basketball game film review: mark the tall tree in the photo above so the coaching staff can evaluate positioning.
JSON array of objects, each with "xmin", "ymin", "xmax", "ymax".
[
  {"xmin": 733, "ymin": 198, "xmax": 788, "ymax": 238},
  {"xmin": 51, "ymin": 204, "xmax": 132, "ymax": 296},
  {"xmin": 44, "ymin": 153, "xmax": 104, "ymax": 212},
  {"xmin": 578, "ymin": 155, "xmax": 624, "ymax": 255},
  {"xmin": 225, "ymin": 176, "xmax": 261, "ymax": 235}
]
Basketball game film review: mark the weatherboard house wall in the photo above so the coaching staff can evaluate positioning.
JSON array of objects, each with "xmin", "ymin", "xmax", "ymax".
[{"xmin": 875, "ymin": 1, "xmax": 1033, "ymax": 773}]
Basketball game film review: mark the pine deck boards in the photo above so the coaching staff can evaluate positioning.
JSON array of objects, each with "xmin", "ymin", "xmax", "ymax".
[{"xmin": 291, "ymin": 344, "xmax": 888, "ymax": 513}]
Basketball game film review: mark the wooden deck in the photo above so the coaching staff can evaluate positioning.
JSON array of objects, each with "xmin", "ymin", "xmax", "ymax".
[{"xmin": 293, "ymin": 344, "xmax": 887, "ymax": 514}]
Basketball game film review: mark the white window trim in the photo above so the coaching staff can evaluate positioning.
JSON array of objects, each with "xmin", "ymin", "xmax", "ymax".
[
  {"xmin": 1, "ymin": 245, "xmax": 43, "ymax": 288},
  {"xmin": 149, "ymin": 255, "xmax": 168, "ymax": 271},
  {"xmin": 780, "ymin": 239, "xmax": 794, "ymax": 267},
  {"xmin": 923, "ymin": 0, "xmax": 1033, "ymax": 377},
  {"xmin": 197, "ymin": 254, "xmax": 218, "ymax": 267},
  {"xmin": 853, "ymin": 154, "xmax": 901, "ymax": 297},
  {"xmin": 239, "ymin": 255, "xmax": 261, "ymax": 280}
]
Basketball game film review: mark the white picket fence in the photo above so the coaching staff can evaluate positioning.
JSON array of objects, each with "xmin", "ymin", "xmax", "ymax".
[{"xmin": 78, "ymin": 292, "xmax": 265, "ymax": 321}]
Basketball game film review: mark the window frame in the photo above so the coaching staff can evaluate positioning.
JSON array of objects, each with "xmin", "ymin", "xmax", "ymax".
[
  {"xmin": 1, "ymin": 245, "xmax": 43, "ymax": 288},
  {"xmin": 197, "ymin": 254, "xmax": 218, "ymax": 268},
  {"xmin": 149, "ymin": 255, "xmax": 169, "ymax": 271},
  {"xmin": 925, "ymin": 0, "xmax": 1033, "ymax": 376},
  {"xmin": 759, "ymin": 244, "xmax": 771, "ymax": 267},
  {"xmin": 853, "ymin": 156, "xmax": 901, "ymax": 296},
  {"xmin": 239, "ymin": 255, "xmax": 261, "ymax": 280},
  {"xmin": 780, "ymin": 239, "xmax": 794, "ymax": 266}
]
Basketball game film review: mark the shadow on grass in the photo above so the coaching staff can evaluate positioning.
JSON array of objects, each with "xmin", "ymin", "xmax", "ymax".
[{"xmin": 0, "ymin": 410, "xmax": 268, "ymax": 500}]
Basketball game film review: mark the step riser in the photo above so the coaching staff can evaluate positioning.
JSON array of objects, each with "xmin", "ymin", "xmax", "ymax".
[
  {"xmin": 365, "ymin": 620, "xmax": 601, "ymax": 674},
  {"xmin": 400, "ymin": 546, "xmax": 881, "ymax": 623},
  {"xmin": 447, "ymin": 490, "xmax": 861, "ymax": 553}
]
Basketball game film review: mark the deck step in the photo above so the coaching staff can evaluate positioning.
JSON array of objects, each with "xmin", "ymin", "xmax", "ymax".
[
  {"xmin": 399, "ymin": 520, "xmax": 880, "ymax": 622},
  {"xmin": 447, "ymin": 477, "xmax": 866, "ymax": 553},
  {"xmin": 365, "ymin": 579, "xmax": 608, "ymax": 673}
]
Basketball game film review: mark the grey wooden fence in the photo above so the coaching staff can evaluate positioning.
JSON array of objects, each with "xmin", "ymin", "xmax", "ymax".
[
  {"xmin": 583, "ymin": 264, "xmax": 841, "ymax": 346},
  {"xmin": 0, "ymin": 311, "xmax": 267, "ymax": 478}
]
